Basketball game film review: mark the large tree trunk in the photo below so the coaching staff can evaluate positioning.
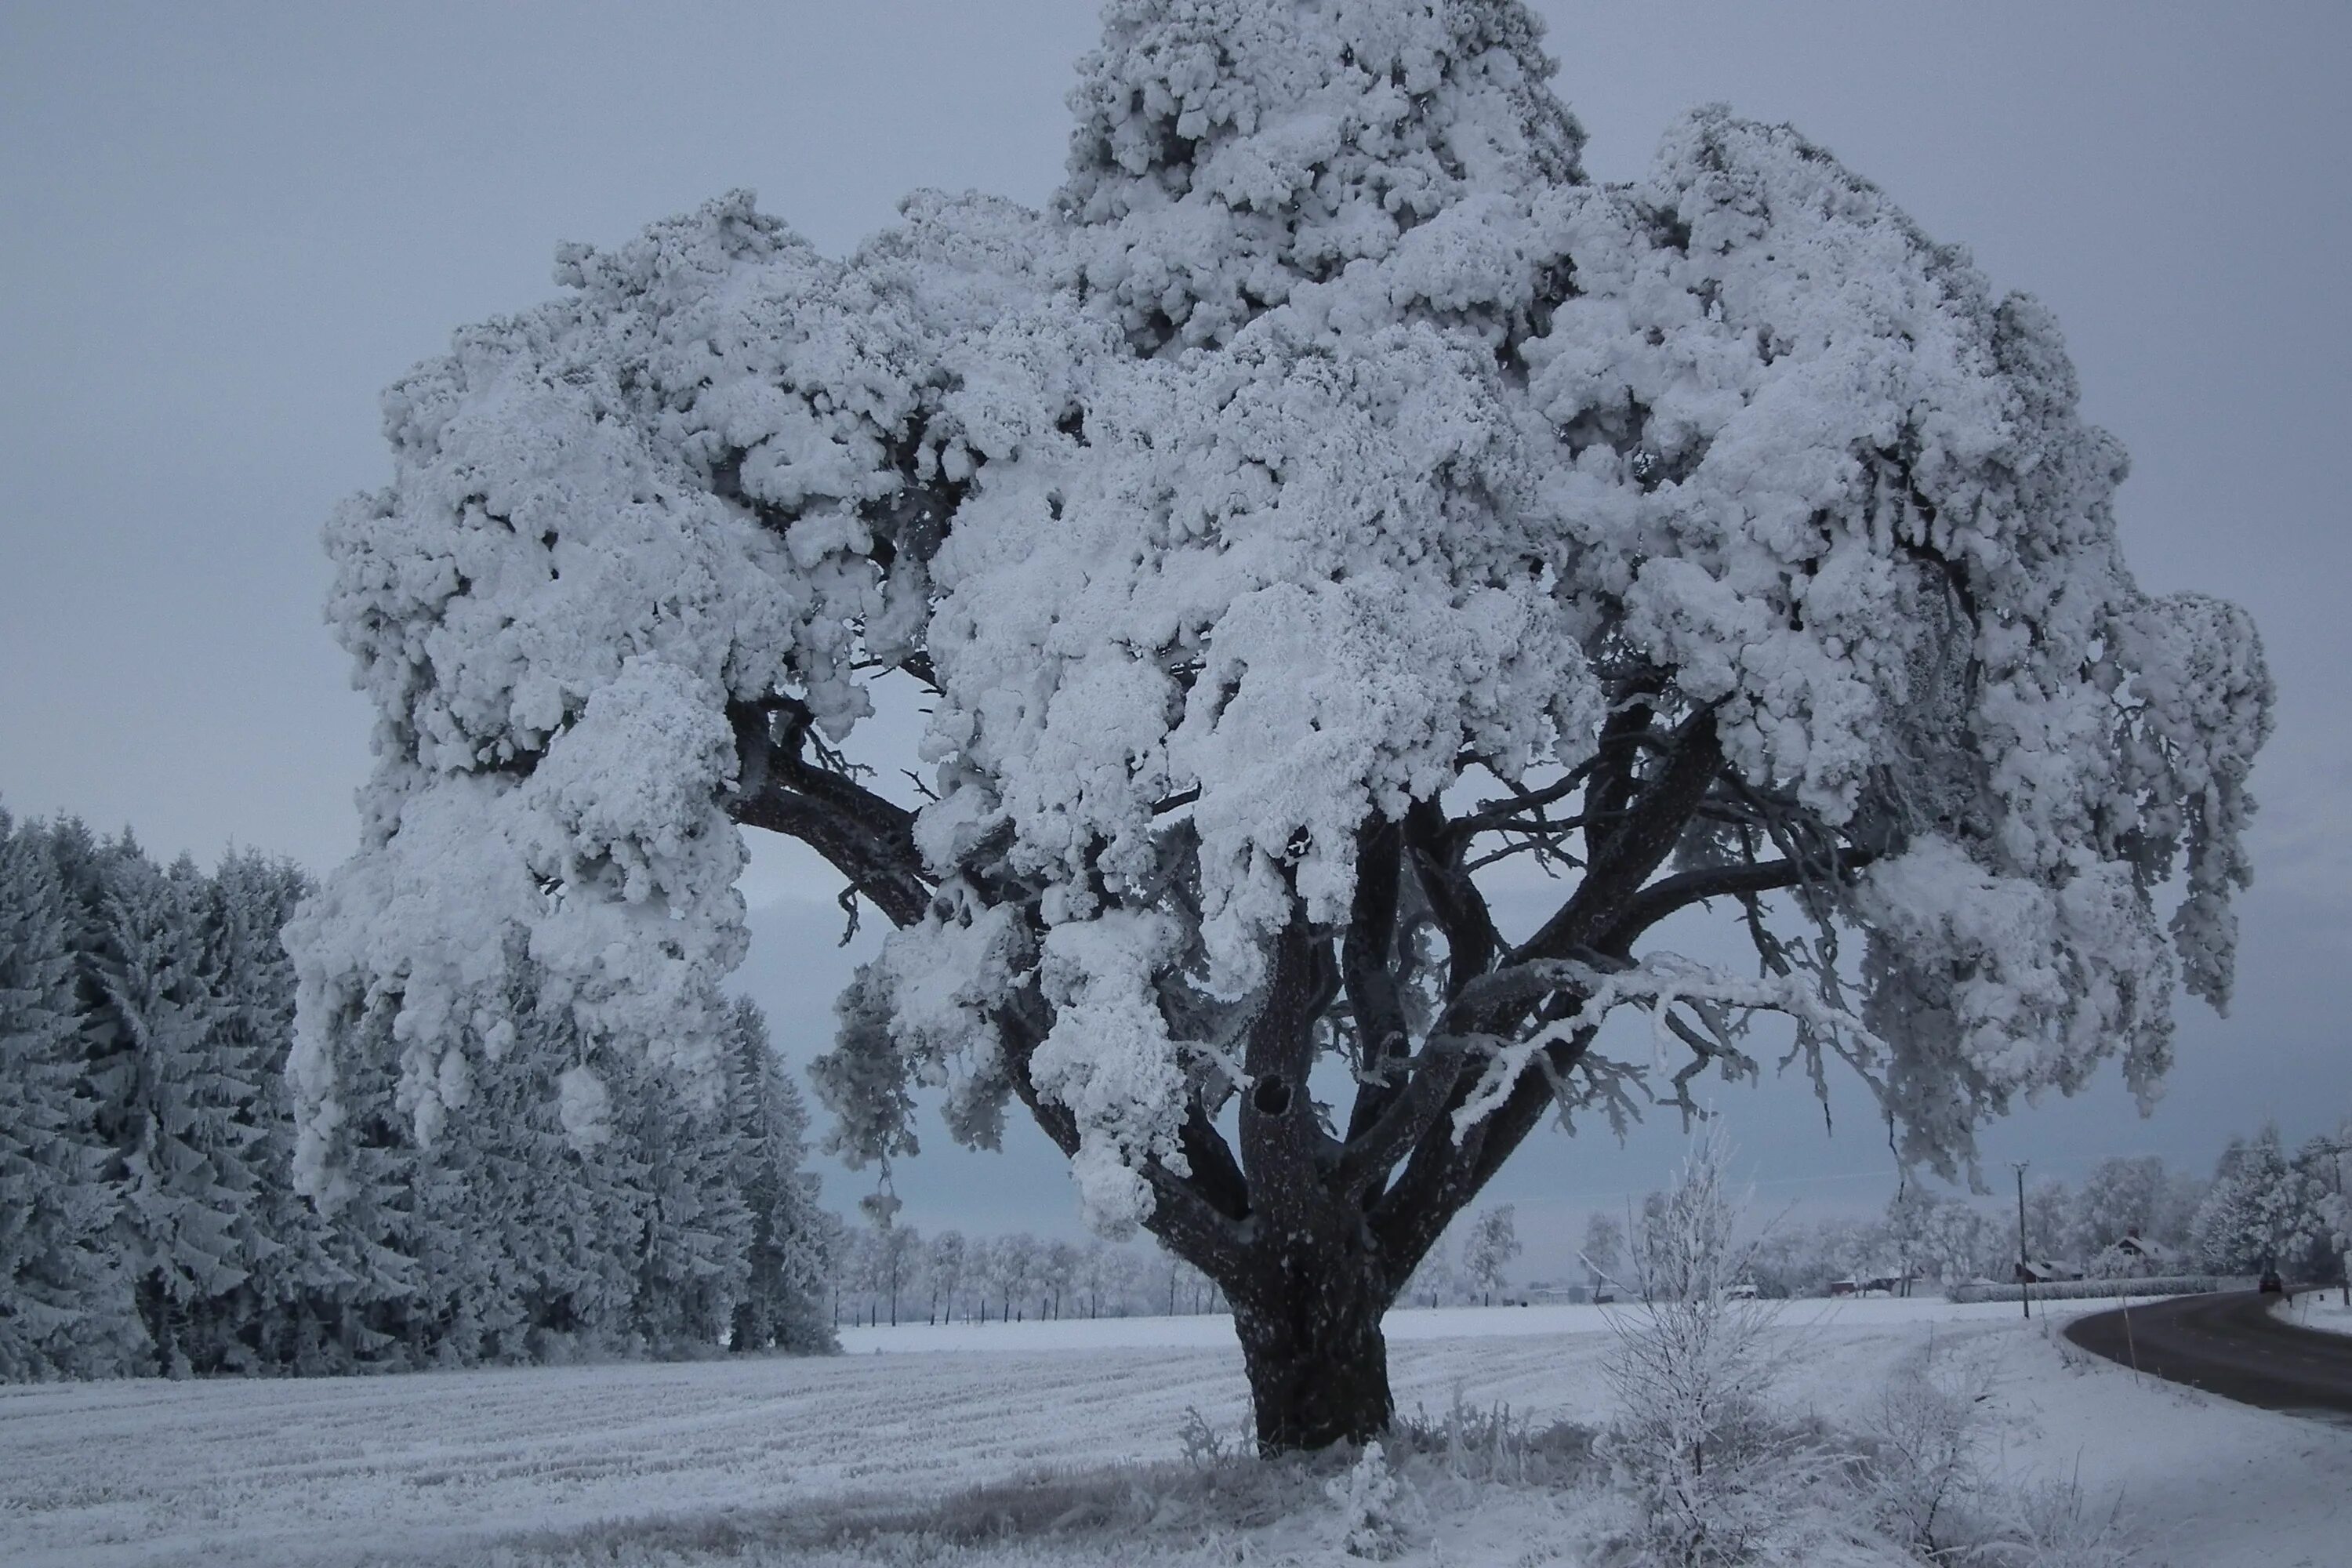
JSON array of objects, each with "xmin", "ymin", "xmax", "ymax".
[{"xmin": 1225, "ymin": 1234, "xmax": 1398, "ymax": 1452}]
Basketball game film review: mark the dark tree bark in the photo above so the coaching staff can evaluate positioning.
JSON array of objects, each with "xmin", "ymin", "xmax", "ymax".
[{"xmin": 1229, "ymin": 1236, "xmax": 1396, "ymax": 1450}]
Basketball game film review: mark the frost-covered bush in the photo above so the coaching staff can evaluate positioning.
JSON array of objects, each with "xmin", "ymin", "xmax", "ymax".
[
  {"xmin": 1947, "ymin": 1274, "xmax": 2248, "ymax": 1304},
  {"xmin": 1857, "ymin": 1340, "xmax": 1998, "ymax": 1559},
  {"xmin": 1604, "ymin": 1135, "xmax": 1831, "ymax": 1564},
  {"xmin": 1324, "ymin": 1441, "xmax": 1426, "ymax": 1559},
  {"xmin": 1853, "ymin": 1336, "xmax": 2136, "ymax": 1568},
  {"xmin": 1391, "ymin": 1390, "xmax": 1593, "ymax": 1489}
]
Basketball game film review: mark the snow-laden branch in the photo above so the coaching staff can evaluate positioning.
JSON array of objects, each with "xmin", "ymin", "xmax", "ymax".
[{"xmin": 1450, "ymin": 951, "xmax": 1889, "ymax": 1145}]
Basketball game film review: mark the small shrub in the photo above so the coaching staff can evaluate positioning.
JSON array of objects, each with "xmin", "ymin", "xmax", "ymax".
[
  {"xmin": 1602, "ymin": 1132, "xmax": 1835, "ymax": 1565},
  {"xmin": 1980, "ymin": 1470, "xmax": 2132, "ymax": 1568},
  {"xmin": 1857, "ymin": 1338, "xmax": 1995, "ymax": 1558},
  {"xmin": 1174, "ymin": 1404, "xmax": 1233, "ymax": 1470},
  {"xmin": 1323, "ymin": 1441, "xmax": 1424, "ymax": 1559},
  {"xmin": 1391, "ymin": 1385, "xmax": 1599, "ymax": 1487}
]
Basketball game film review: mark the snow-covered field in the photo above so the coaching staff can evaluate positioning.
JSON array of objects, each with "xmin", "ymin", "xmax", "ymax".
[
  {"xmin": 833, "ymin": 1295, "xmax": 2035, "ymax": 1355},
  {"xmin": 2, "ymin": 1300, "xmax": 2345, "ymax": 1567}
]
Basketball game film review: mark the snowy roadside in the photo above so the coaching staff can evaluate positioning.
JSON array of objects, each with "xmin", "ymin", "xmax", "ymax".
[
  {"xmin": 2, "ymin": 1301, "xmax": 2344, "ymax": 1568},
  {"xmin": 2274, "ymin": 1290, "xmax": 2352, "ymax": 1338}
]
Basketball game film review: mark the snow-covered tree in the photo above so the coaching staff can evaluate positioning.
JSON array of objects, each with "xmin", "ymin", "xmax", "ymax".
[
  {"xmin": 866, "ymin": 1218, "xmax": 921, "ymax": 1328},
  {"xmin": 621, "ymin": 1050, "xmax": 753, "ymax": 1350},
  {"xmin": 1401, "ymin": 1239, "xmax": 1458, "ymax": 1308},
  {"xmin": 297, "ymin": 994, "xmax": 423, "ymax": 1367},
  {"xmin": 922, "ymin": 1229, "xmax": 967, "ymax": 1325},
  {"xmin": 196, "ymin": 851, "xmax": 356, "ymax": 1372},
  {"xmin": 0, "ymin": 811, "xmax": 142, "ymax": 1379},
  {"xmin": 1581, "ymin": 1211, "xmax": 1627, "ymax": 1298},
  {"xmin": 2009, "ymin": 1178, "xmax": 2085, "ymax": 1274},
  {"xmin": 293, "ymin": 0, "xmax": 2270, "ymax": 1448},
  {"xmin": 96, "ymin": 852, "xmax": 279, "ymax": 1374},
  {"xmin": 2071, "ymin": 1155, "xmax": 2194, "ymax": 1276},
  {"xmin": 983, "ymin": 1233, "xmax": 1043, "ymax": 1322},
  {"xmin": 1882, "ymin": 1185, "xmax": 1994, "ymax": 1290},
  {"xmin": 1606, "ymin": 1134, "xmax": 1799, "ymax": 1563},
  {"xmin": 1040, "ymin": 1239, "xmax": 1081, "ymax": 1319},
  {"xmin": 726, "ymin": 1000, "xmax": 833, "ymax": 1352},
  {"xmin": 1074, "ymin": 1240, "xmax": 1118, "ymax": 1317},
  {"xmin": 2191, "ymin": 1126, "xmax": 2325, "ymax": 1276},
  {"xmin": 1461, "ymin": 1204, "xmax": 1522, "ymax": 1305},
  {"xmin": 2314, "ymin": 1120, "xmax": 2350, "ymax": 1304}
]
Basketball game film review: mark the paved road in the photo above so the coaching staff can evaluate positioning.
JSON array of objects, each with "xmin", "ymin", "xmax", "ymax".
[{"xmin": 2064, "ymin": 1290, "xmax": 2352, "ymax": 1418}]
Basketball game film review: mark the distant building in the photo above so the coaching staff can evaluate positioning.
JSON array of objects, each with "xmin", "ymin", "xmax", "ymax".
[
  {"xmin": 1830, "ymin": 1268, "xmax": 1923, "ymax": 1297},
  {"xmin": 2085, "ymin": 1230, "xmax": 2181, "ymax": 1279},
  {"xmin": 1526, "ymin": 1282, "xmax": 1592, "ymax": 1305}
]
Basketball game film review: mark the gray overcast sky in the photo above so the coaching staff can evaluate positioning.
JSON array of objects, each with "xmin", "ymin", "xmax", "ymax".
[{"xmin": 4, "ymin": 2, "xmax": 2347, "ymax": 1266}]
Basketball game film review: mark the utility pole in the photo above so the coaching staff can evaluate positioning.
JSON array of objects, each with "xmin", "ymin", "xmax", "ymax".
[{"xmin": 2013, "ymin": 1161, "xmax": 2032, "ymax": 1321}]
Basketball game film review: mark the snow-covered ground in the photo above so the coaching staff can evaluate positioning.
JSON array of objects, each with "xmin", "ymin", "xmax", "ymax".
[
  {"xmin": 833, "ymin": 1295, "xmax": 2036, "ymax": 1355},
  {"xmin": 2276, "ymin": 1290, "xmax": 2352, "ymax": 1338},
  {"xmin": 2, "ymin": 1299, "xmax": 2344, "ymax": 1567}
]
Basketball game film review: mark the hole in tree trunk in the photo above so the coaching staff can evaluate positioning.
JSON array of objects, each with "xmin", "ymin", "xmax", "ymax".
[{"xmin": 1251, "ymin": 1075, "xmax": 1292, "ymax": 1116}]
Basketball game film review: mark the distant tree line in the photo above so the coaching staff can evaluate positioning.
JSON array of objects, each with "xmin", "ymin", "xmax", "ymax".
[
  {"xmin": 1628, "ymin": 1131, "xmax": 2350, "ymax": 1301},
  {"xmin": 0, "ymin": 808, "xmax": 834, "ymax": 1381},
  {"xmin": 826, "ymin": 1225, "xmax": 1233, "ymax": 1327}
]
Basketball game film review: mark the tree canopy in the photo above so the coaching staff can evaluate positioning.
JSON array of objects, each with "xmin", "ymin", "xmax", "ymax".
[{"xmin": 292, "ymin": 0, "xmax": 2269, "ymax": 1446}]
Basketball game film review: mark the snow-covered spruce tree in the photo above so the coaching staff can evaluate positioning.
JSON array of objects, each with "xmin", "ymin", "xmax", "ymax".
[
  {"xmin": 198, "ymin": 850, "xmax": 362, "ymax": 1372},
  {"xmin": 484, "ymin": 967, "xmax": 650, "ymax": 1359},
  {"xmin": 726, "ymin": 998, "xmax": 836, "ymax": 1352},
  {"xmin": 96, "ymin": 851, "xmax": 278, "ymax": 1374},
  {"xmin": 298, "ymin": 993, "xmax": 425, "ymax": 1367},
  {"xmin": 292, "ymin": 0, "xmax": 2270, "ymax": 1448},
  {"xmin": 621, "ymin": 1044, "xmax": 754, "ymax": 1351},
  {"xmin": 0, "ymin": 811, "xmax": 143, "ymax": 1380}
]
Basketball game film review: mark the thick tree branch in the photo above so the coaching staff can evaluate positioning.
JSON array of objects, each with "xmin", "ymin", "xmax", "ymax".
[
  {"xmin": 1367, "ymin": 1019, "xmax": 1600, "ymax": 1289},
  {"xmin": 986, "ymin": 990, "xmax": 1080, "ymax": 1160},
  {"xmin": 1342, "ymin": 815, "xmax": 1412, "ymax": 1143},
  {"xmin": 1238, "ymin": 902, "xmax": 1329, "ymax": 1229},
  {"xmin": 1140, "ymin": 1162, "xmax": 1253, "ymax": 1278},
  {"xmin": 1447, "ymin": 756, "xmax": 1602, "ymax": 840},
  {"xmin": 728, "ymin": 701, "xmax": 933, "ymax": 931},
  {"xmin": 1359, "ymin": 712, "xmax": 1726, "ymax": 1284},
  {"xmin": 1584, "ymin": 684, "xmax": 1662, "ymax": 862},
  {"xmin": 1600, "ymin": 850, "xmax": 1874, "ymax": 953},
  {"xmin": 1403, "ymin": 797, "xmax": 1495, "ymax": 1000},
  {"xmin": 1519, "ymin": 709, "xmax": 1723, "ymax": 965},
  {"xmin": 1330, "ymin": 1033, "xmax": 1470, "ymax": 1200},
  {"xmin": 1178, "ymin": 1097, "xmax": 1251, "ymax": 1221}
]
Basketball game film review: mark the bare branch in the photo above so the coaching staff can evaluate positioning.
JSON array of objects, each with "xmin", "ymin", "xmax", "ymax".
[{"xmin": 1602, "ymin": 855, "xmax": 1861, "ymax": 950}]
